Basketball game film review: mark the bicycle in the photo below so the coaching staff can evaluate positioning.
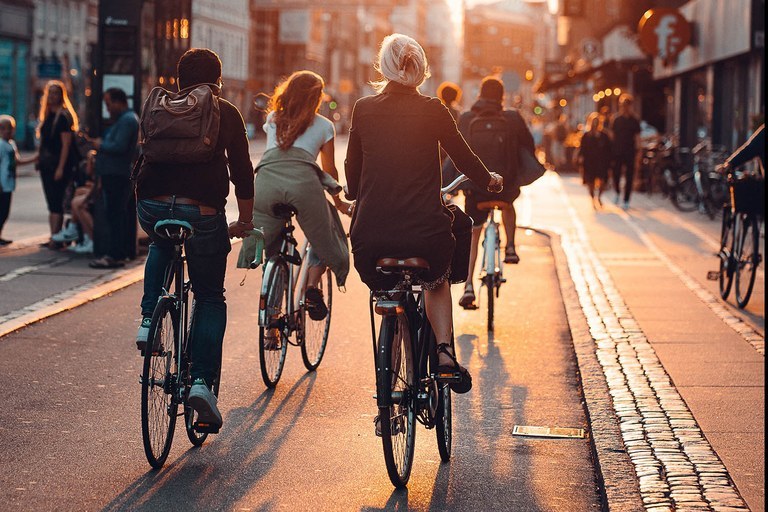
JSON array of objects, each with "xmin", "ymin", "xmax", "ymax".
[
  {"xmin": 254, "ymin": 203, "xmax": 333, "ymax": 388},
  {"xmin": 446, "ymin": 175, "xmax": 507, "ymax": 332},
  {"xmin": 711, "ymin": 167, "xmax": 764, "ymax": 308},
  {"xmin": 370, "ymin": 259, "xmax": 457, "ymax": 488},
  {"xmin": 670, "ymin": 139, "xmax": 729, "ymax": 218},
  {"xmin": 476, "ymin": 200, "xmax": 509, "ymax": 333},
  {"xmin": 368, "ymin": 174, "xmax": 484, "ymax": 488},
  {"xmin": 140, "ymin": 219, "xmax": 220, "ymax": 469}
]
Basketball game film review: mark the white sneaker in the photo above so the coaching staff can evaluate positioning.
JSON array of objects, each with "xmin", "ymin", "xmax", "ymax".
[
  {"xmin": 70, "ymin": 236, "xmax": 94, "ymax": 254},
  {"xmin": 52, "ymin": 222, "xmax": 79, "ymax": 243},
  {"xmin": 188, "ymin": 379, "xmax": 223, "ymax": 430}
]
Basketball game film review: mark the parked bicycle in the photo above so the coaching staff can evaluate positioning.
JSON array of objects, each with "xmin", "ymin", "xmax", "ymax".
[
  {"xmin": 140, "ymin": 219, "xmax": 220, "ymax": 469},
  {"xmin": 669, "ymin": 139, "xmax": 729, "ymax": 218},
  {"xmin": 710, "ymin": 165, "xmax": 764, "ymax": 308},
  {"xmin": 254, "ymin": 203, "xmax": 333, "ymax": 388}
]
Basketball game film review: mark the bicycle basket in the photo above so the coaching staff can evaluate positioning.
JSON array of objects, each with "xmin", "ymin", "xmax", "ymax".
[{"xmin": 729, "ymin": 175, "xmax": 765, "ymax": 216}]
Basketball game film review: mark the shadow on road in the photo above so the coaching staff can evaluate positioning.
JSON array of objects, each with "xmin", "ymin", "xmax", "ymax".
[{"xmin": 100, "ymin": 372, "xmax": 317, "ymax": 511}]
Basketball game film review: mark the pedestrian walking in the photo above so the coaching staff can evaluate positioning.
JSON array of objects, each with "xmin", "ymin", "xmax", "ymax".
[
  {"xmin": 83, "ymin": 88, "xmax": 139, "ymax": 268},
  {"xmin": 573, "ymin": 112, "xmax": 612, "ymax": 209},
  {"xmin": 345, "ymin": 33, "xmax": 504, "ymax": 399},
  {"xmin": 134, "ymin": 48, "xmax": 254, "ymax": 431},
  {"xmin": 237, "ymin": 70, "xmax": 352, "ymax": 338},
  {"xmin": 0, "ymin": 115, "xmax": 36, "ymax": 245},
  {"xmin": 35, "ymin": 80, "xmax": 81, "ymax": 248},
  {"xmin": 455, "ymin": 76, "xmax": 536, "ymax": 309},
  {"xmin": 607, "ymin": 94, "xmax": 641, "ymax": 209}
]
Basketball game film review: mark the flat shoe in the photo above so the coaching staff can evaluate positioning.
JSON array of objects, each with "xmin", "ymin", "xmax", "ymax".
[
  {"xmin": 458, "ymin": 289, "xmax": 478, "ymax": 310},
  {"xmin": 504, "ymin": 247, "xmax": 520, "ymax": 264},
  {"xmin": 304, "ymin": 286, "xmax": 328, "ymax": 321},
  {"xmin": 89, "ymin": 256, "xmax": 124, "ymax": 269}
]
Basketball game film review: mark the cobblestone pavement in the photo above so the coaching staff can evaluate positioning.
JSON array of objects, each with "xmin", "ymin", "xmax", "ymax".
[{"xmin": 524, "ymin": 173, "xmax": 758, "ymax": 512}]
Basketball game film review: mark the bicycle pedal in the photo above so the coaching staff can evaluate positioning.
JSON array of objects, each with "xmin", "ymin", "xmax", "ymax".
[
  {"xmin": 193, "ymin": 422, "xmax": 220, "ymax": 434},
  {"xmin": 706, "ymin": 271, "xmax": 720, "ymax": 281},
  {"xmin": 435, "ymin": 372, "xmax": 461, "ymax": 382}
]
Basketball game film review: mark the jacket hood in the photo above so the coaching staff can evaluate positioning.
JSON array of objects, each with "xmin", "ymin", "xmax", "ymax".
[{"xmin": 471, "ymin": 98, "xmax": 503, "ymax": 115}]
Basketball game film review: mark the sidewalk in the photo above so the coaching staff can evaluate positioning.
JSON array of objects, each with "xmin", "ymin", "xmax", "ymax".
[{"xmin": 524, "ymin": 173, "xmax": 764, "ymax": 511}]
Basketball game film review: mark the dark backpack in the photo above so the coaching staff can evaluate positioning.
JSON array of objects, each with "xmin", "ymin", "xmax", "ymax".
[
  {"xmin": 467, "ymin": 111, "xmax": 512, "ymax": 179},
  {"xmin": 139, "ymin": 84, "xmax": 221, "ymax": 164}
]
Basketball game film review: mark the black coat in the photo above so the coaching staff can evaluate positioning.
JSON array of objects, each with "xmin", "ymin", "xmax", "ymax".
[{"xmin": 345, "ymin": 82, "xmax": 491, "ymax": 289}]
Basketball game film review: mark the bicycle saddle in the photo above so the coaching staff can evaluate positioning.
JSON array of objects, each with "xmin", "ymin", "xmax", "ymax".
[
  {"xmin": 272, "ymin": 203, "xmax": 298, "ymax": 219},
  {"xmin": 154, "ymin": 219, "xmax": 193, "ymax": 243},
  {"xmin": 376, "ymin": 257, "xmax": 430, "ymax": 274},
  {"xmin": 476, "ymin": 200, "xmax": 512, "ymax": 211}
]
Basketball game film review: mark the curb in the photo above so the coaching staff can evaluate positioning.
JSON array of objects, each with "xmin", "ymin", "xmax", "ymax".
[
  {"xmin": 523, "ymin": 225, "xmax": 644, "ymax": 512},
  {"xmin": 0, "ymin": 264, "xmax": 145, "ymax": 339}
]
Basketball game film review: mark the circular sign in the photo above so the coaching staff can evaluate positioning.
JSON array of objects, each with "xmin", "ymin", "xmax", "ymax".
[{"xmin": 638, "ymin": 8, "xmax": 691, "ymax": 62}]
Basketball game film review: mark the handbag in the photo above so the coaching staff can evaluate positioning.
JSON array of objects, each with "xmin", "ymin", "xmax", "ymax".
[{"xmin": 515, "ymin": 148, "xmax": 546, "ymax": 187}]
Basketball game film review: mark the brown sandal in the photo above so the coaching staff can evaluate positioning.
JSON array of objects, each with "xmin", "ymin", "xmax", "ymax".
[{"xmin": 458, "ymin": 289, "xmax": 478, "ymax": 310}]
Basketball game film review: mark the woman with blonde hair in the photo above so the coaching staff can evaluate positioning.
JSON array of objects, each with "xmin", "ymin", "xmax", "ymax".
[
  {"xmin": 346, "ymin": 34, "xmax": 503, "ymax": 398},
  {"xmin": 35, "ymin": 80, "xmax": 80, "ymax": 247},
  {"xmin": 239, "ymin": 70, "xmax": 352, "ymax": 331}
]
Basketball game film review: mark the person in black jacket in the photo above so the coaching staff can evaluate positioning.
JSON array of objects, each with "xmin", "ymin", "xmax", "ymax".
[
  {"xmin": 574, "ymin": 112, "xmax": 612, "ymax": 209},
  {"xmin": 456, "ymin": 76, "xmax": 535, "ymax": 310},
  {"xmin": 346, "ymin": 34, "xmax": 503, "ymax": 398}
]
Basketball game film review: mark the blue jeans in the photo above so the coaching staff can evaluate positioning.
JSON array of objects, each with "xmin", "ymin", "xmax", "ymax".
[{"xmin": 137, "ymin": 199, "xmax": 231, "ymax": 383}]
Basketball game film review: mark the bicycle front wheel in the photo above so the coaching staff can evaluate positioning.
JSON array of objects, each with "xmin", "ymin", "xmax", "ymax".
[
  {"xmin": 301, "ymin": 268, "xmax": 332, "ymax": 371},
  {"xmin": 141, "ymin": 297, "xmax": 179, "ymax": 469},
  {"xmin": 671, "ymin": 174, "xmax": 698, "ymax": 212},
  {"xmin": 259, "ymin": 260, "xmax": 289, "ymax": 388},
  {"xmin": 718, "ymin": 206, "xmax": 735, "ymax": 300},
  {"xmin": 734, "ymin": 214, "xmax": 760, "ymax": 308},
  {"xmin": 377, "ymin": 314, "xmax": 416, "ymax": 488}
]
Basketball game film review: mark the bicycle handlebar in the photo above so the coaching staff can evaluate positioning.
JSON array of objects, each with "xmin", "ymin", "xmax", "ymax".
[{"xmin": 441, "ymin": 174, "xmax": 469, "ymax": 195}]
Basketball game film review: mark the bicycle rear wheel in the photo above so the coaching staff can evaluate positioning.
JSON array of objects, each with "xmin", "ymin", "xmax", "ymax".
[
  {"xmin": 486, "ymin": 277, "xmax": 495, "ymax": 332},
  {"xmin": 377, "ymin": 314, "xmax": 416, "ymax": 488},
  {"xmin": 671, "ymin": 174, "xmax": 698, "ymax": 212},
  {"xmin": 734, "ymin": 214, "xmax": 760, "ymax": 308},
  {"xmin": 433, "ymin": 334, "xmax": 453, "ymax": 462},
  {"xmin": 259, "ymin": 260, "xmax": 289, "ymax": 388},
  {"xmin": 718, "ymin": 206, "xmax": 735, "ymax": 300},
  {"xmin": 301, "ymin": 268, "xmax": 332, "ymax": 371},
  {"xmin": 141, "ymin": 297, "xmax": 179, "ymax": 469}
]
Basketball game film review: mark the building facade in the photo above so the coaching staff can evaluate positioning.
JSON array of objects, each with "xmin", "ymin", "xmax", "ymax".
[
  {"xmin": 0, "ymin": 0, "xmax": 35, "ymax": 147},
  {"xmin": 651, "ymin": 0, "xmax": 764, "ymax": 150},
  {"xmin": 191, "ymin": 0, "xmax": 250, "ymax": 115}
]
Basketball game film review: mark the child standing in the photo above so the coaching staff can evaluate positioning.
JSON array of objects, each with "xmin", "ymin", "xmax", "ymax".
[{"xmin": 0, "ymin": 115, "xmax": 37, "ymax": 245}]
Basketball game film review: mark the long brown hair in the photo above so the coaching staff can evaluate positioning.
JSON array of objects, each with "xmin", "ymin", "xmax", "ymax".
[
  {"xmin": 36, "ymin": 80, "xmax": 79, "ymax": 137},
  {"xmin": 269, "ymin": 71, "xmax": 324, "ymax": 150}
]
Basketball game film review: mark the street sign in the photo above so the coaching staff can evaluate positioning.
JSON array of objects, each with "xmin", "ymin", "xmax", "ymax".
[{"xmin": 638, "ymin": 8, "xmax": 692, "ymax": 63}]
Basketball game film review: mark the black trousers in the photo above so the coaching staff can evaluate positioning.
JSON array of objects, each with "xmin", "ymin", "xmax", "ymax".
[
  {"xmin": 0, "ymin": 191, "xmax": 11, "ymax": 234},
  {"xmin": 96, "ymin": 175, "xmax": 131, "ymax": 260},
  {"xmin": 612, "ymin": 153, "xmax": 636, "ymax": 203}
]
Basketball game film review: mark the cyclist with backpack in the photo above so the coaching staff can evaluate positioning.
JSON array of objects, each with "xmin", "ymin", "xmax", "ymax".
[
  {"xmin": 134, "ymin": 48, "xmax": 255, "ymax": 431},
  {"xmin": 455, "ymin": 76, "xmax": 535, "ymax": 310}
]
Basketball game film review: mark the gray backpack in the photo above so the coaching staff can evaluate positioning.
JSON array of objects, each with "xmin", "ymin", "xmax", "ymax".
[{"xmin": 139, "ymin": 84, "xmax": 221, "ymax": 164}]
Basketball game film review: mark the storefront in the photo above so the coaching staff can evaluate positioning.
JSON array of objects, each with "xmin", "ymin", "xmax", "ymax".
[
  {"xmin": 652, "ymin": 0, "xmax": 764, "ymax": 150},
  {"xmin": 0, "ymin": 1, "xmax": 34, "ymax": 148}
]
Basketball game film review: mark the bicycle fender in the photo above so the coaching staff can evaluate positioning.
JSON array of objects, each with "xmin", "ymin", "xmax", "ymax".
[{"xmin": 375, "ymin": 300, "xmax": 405, "ymax": 316}]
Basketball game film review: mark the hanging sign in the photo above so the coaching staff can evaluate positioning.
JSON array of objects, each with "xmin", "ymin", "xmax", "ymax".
[{"xmin": 638, "ymin": 8, "xmax": 692, "ymax": 64}]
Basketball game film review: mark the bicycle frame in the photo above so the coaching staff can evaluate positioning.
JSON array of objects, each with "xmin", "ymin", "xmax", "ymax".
[
  {"xmin": 257, "ymin": 218, "xmax": 312, "ymax": 336},
  {"xmin": 481, "ymin": 209, "xmax": 503, "ymax": 286}
]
